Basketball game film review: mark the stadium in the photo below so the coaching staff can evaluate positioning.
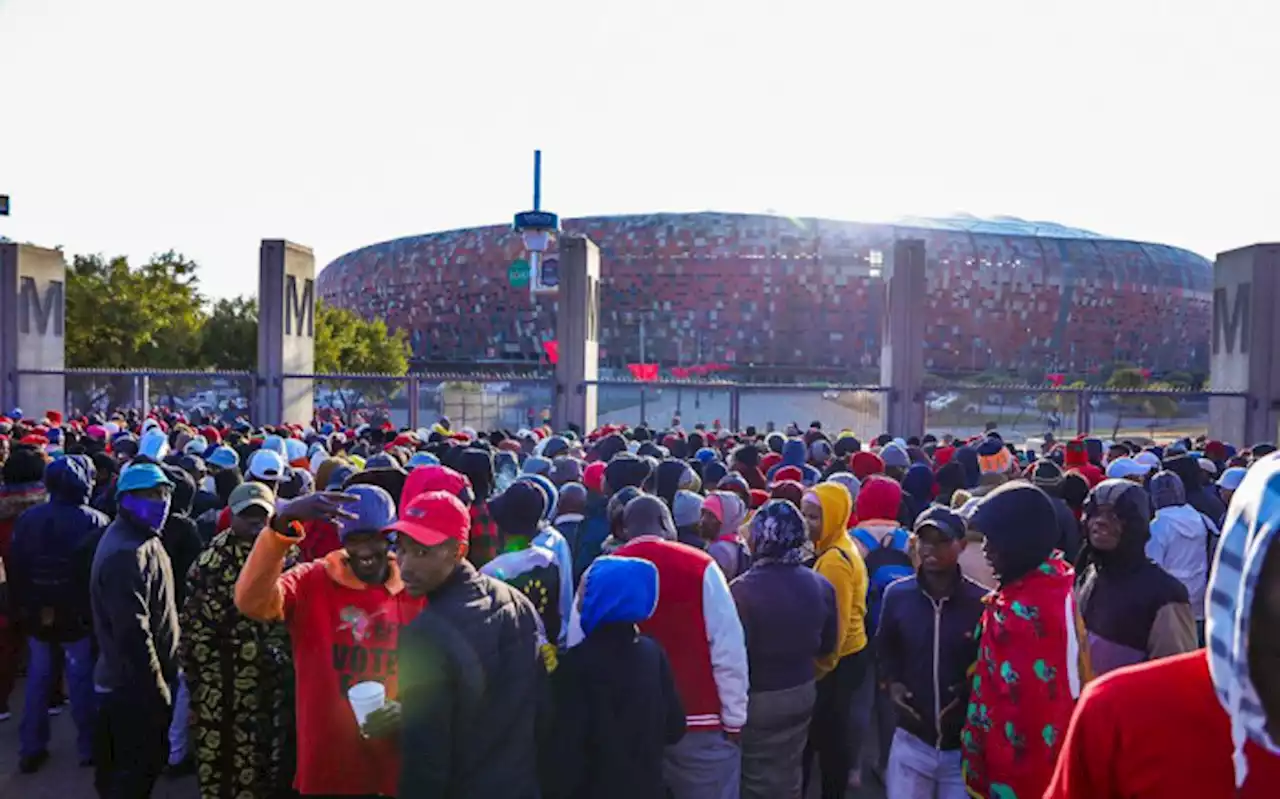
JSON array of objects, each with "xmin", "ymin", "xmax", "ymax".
[{"xmin": 317, "ymin": 212, "xmax": 1212, "ymax": 376}]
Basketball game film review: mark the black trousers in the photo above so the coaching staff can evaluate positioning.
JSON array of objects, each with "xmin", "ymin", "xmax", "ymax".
[
  {"xmin": 93, "ymin": 692, "xmax": 171, "ymax": 799},
  {"xmin": 803, "ymin": 647, "xmax": 869, "ymax": 799}
]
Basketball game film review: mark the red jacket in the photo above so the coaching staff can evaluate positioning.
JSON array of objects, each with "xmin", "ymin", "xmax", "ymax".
[
  {"xmin": 961, "ymin": 554, "xmax": 1093, "ymax": 799},
  {"xmin": 615, "ymin": 536, "xmax": 748, "ymax": 733},
  {"xmin": 1046, "ymin": 650, "xmax": 1280, "ymax": 798},
  {"xmin": 236, "ymin": 530, "xmax": 427, "ymax": 797}
]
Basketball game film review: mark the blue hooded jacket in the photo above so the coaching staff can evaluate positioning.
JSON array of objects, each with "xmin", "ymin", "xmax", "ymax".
[
  {"xmin": 579, "ymin": 556, "xmax": 659, "ymax": 636},
  {"xmin": 767, "ymin": 439, "xmax": 821, "ymax": 485},
  {"xmin": 8, "ymin": 455, "xmax": 111, "ymax": 641}
]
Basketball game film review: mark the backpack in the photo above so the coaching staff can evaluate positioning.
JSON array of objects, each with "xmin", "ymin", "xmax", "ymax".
[
  {"xmin": 851, "ymin": 527, "xmax": 914, "ymax": 636},
  {"xmin": 1201, "ymin": 514, "xmax": 1222, "ymax": 569},
  {"xmin": 716, "ymin": 534, "xmax": 752, "ymax": 581}
]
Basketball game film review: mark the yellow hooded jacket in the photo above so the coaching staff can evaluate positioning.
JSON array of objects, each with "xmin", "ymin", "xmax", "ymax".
[{"xmin": 809, "ymin": 482, "xmax": 869, "ymax": 679}]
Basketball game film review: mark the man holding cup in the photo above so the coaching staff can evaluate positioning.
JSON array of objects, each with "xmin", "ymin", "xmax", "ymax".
[{"xmin": 235, "ymin": 484, "xmax": 427, "ymax": 798}]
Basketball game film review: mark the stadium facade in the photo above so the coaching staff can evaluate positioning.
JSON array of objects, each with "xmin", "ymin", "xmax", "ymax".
[{"xmin": 317, "ymin": 212, "xmax": 1212, "ymax": 375}]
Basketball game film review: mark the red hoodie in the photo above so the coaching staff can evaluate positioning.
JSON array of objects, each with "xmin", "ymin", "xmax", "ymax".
[
  {"xmin": 236, "ymin": 529, "xmax": 427, "ymax": 797},
  {"xmin": 1046, "ymin": 650, "xmax": 1280, "ymax": 798}
]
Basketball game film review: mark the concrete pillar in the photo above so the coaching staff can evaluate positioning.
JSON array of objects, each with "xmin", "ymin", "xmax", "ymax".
[
  {"xmin": 256, "ymin": 240, "xmax": 316, "ymax": 425},
  {"xmin": 879, "ymin": 238, "xmax": 927, "ymax": 437},
  {"xmin": 553, "ymin": 236, "xmax": 600, "ymax": 432},
  {"xmin": 1208, "ymin": 243, "xmax": 1280, "ymax": 445},
  {"xmin": 0, "ymin": 243, "xmax": 66, "ymax": 417}
]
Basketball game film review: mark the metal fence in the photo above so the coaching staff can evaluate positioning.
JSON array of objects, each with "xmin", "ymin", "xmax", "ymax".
[{"xmin": 15, "ymin": 368, "xmax": 1239, "ymax": 443}]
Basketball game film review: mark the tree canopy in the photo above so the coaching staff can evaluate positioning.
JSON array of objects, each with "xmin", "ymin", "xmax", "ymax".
[{"xmin": 65, "ymin": 251, "xmax": 409, "ymax": 375}]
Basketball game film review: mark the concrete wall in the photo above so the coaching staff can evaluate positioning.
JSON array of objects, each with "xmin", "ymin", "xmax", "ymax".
[
  {"xmin": 256, "ymin": 240, "xmax": 316, "ymax": 425},
  {"xmin": 1208, "ymin": 243, "xmax": 1280, "ymax": 445},
  {"xmin": 879, "ymin": 239, "xmax": 927, "ymax": 437},
  {"xmin": 0, "ymin": 243, "xmax": 66, "ymax": 416},
  {"xmin": 554, "ymin": 236, "xmax": 601, "ymax": 432}
]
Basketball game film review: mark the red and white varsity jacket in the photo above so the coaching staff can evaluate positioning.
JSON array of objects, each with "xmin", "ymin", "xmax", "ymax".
[{"xmin": 576, "ymin": 536, "xmax": 749, "ymax": 734}]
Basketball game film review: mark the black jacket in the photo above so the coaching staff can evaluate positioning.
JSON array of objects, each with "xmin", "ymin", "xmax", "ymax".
[
  {"xmin": 1050, "ymin": 496, "xmax": 1083, "ymax": 562},
  {"xmin": 541, "ymin": 623, "xmax": 685, "ymax": 799},
  {"xmin": 399, "ymin": 561, "xmax": 548, "ymax": 799},
  {"xmin": 876, "ymin": 570, "xmax": 988, "ymax": 750},
  {"xmin": 7, "ymin": 456, "xmax": 110, "ymax": 642},
  {"xmin": 90, "ymin": 514, "xmax": 180, "ymax": 710}
]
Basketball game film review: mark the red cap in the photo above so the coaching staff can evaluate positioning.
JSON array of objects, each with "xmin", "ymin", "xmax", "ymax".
[
  {"xmin": 748, "ymin": 488, "xmax": 769, "ymax": 509},
  {"xmin": 388, "ymin": 491, "xmax": 471, "ymax": 547}
]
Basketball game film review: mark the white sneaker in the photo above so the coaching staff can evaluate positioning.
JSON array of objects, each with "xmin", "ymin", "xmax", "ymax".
[{"xmin": 0, "ymin": 711, "xmax": 12, "ymax": 722}]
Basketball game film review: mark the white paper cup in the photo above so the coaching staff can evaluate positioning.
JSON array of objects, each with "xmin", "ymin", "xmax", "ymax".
[{"xmin": 347, "ymin": 681, "xmax": 387, "ymax": 726}]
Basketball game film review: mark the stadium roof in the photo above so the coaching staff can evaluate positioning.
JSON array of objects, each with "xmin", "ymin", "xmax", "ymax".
[{"xmin": 896, "ymin": 214, "xmax": 1107, "ymax": 240}]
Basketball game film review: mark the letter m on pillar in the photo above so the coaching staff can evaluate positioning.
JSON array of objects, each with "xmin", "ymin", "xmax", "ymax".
[
  {"xmin": 1212, "ymin": 283, "xmax": 1250, "ymax": 355},
  {"xmin": 18, "ymin": 277, "xmax": 64, "ymax": 337},
  {"xmin": 284, "ymin": 275, "xmax": 315, "ymax": 337}
]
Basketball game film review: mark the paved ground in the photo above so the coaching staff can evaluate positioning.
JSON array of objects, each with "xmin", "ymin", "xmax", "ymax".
[
  {"xmin": 0, "ymin": 680, "xmax": 196, "ymax": 798},
  {"xmin": 1, "ymin": 677, "xmax": 886, "ymax": 798}
]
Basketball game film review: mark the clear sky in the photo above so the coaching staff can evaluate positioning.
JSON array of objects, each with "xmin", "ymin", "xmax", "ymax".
[{"xmin": 1, "ymin": 0, "xmax": 1275, "ymax": 300}]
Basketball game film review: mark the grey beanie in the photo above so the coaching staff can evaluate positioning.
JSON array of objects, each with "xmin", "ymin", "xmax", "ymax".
[
  {"xmin": 880, "ymin": 444, "xmax": 910, "ymax": 470},
  {"xmin": 673, "ymin": 489, "xmax": 705, "ymax": 528}
]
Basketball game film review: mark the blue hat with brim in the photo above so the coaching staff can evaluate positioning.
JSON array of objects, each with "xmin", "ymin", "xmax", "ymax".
[
  {"xmin": 337, "ymin": 484, "xmax": 397, "ymax": 541},
  {"xmin": 116, "ymin": 463, "xmax": 175, "ymax": 497}
]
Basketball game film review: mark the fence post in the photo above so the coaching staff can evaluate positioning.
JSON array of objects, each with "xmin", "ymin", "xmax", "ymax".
[
  {"xmin": 407, "ymin": 377, "xmax": 420, "ymax": 431},
  {"xmin": 1077, "ymin": 389, "xmax": 1092, "ymax": 434},
  {"xmin": 140, "ymin": 374, "xmax": 151, "ymax": 420},
  {"xmin": 729, "ymin": 386, "xmax": 741, "ymax": 431}
]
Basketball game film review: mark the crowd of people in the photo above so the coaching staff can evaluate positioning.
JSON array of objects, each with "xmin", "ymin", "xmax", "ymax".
[{"xmin": 0, "ymin": 408, "xmax": 1277, "ymax": 798}]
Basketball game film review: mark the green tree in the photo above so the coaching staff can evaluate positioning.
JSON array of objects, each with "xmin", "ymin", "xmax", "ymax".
[
  {"xmin": 66, "ymin": 251, "xmax": 205, "ymax": 368},
  {"xmin": 65, "ymin": 251, "xmax": 208, "ymax": 413},
  {"xmin": 199, "ymin": 297, "xmax": 259, "ymax": 370},
  {"xmin": 310, "ymin": 302, "xmax": 410, "ymax": 412}
]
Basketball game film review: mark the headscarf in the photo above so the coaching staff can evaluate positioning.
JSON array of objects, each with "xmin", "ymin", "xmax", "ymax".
[{"xmin": 748, "ymin": 499, "xmax": 809, "ymax": 565}]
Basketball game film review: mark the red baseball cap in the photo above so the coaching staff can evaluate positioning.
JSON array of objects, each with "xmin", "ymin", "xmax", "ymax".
[{"xmin": 388, "ymin": 491, "xmax": 470, "ymax": 547}]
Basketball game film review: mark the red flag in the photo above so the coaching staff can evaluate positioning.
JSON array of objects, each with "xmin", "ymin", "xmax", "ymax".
[
  {"xmin": 642, "ymin": 364, "xmax": 659, "ymax": 382},
  {"xmin": 628, "ymin": 363, "xmax": 659, "ymax": 382},
  {"xmin": 543, "ymin": 340, "xmax": 559, "ymax": 365},
  {"xmin": 1046, "ymin": 373, "xmax": 1065, "ymax": 387},
  {"xmin": 672, "ymin": 367, "xmax": 689, "ymax": 379},
  {"xmin": 1139, "ymin": 367, "xmax": 1152, "ymax": 380},
  {"xmin": 689, "ymin": 364, "xmax": 709, "ymax": 376}
]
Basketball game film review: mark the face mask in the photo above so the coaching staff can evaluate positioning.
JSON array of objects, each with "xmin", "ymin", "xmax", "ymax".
[
  {"xmin": 201, "ymin": 476, "xmax": 216, "ymax": 494},
  {"xmin": 120, "ymin": 493, "xmax": 171, "ymax": 533}
]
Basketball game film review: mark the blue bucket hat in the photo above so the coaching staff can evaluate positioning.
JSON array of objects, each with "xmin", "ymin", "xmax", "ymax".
[{"xmin": 115, "ymin": 462, "xmax": 175, "ymax": 497}]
